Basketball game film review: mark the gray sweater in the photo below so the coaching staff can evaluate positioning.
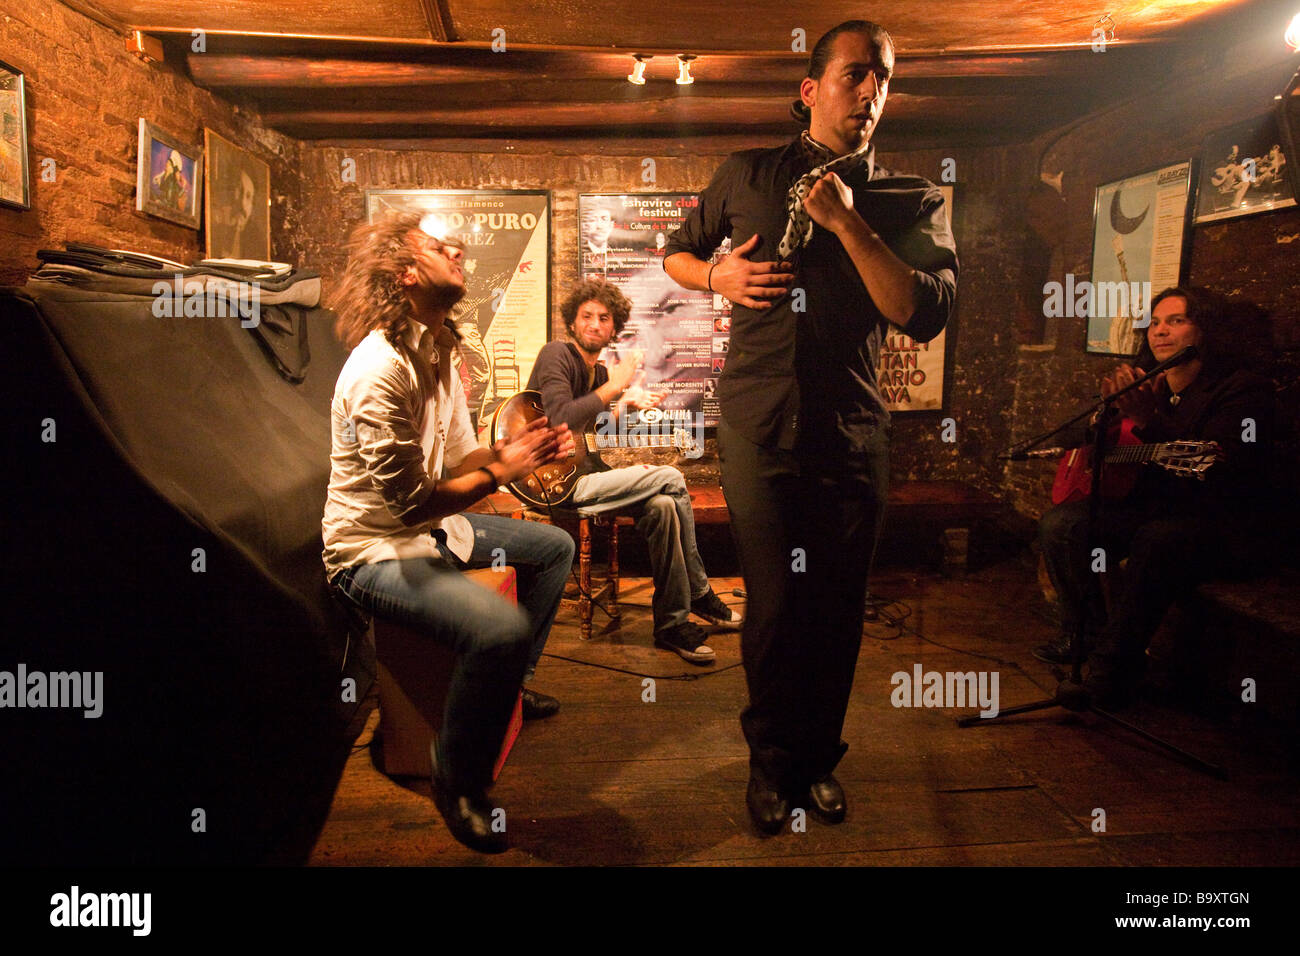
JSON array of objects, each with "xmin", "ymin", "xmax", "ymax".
[{"xmin": 526, "ymin": 340, "xmax": 610, "ymax": 434}]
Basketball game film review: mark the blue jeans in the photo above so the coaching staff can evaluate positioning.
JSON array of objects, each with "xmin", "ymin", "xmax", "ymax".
[
  {"xmin": 572, "ymin": 464, "xmax": 711, "ymax": 633},
  {"xmin": 332, "ymin": 513, "xmax": 573, "ymax": 791}
]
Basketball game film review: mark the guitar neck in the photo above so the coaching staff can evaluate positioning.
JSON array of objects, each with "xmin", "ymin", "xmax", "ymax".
[
  {"xmin": 585, "ymin": 433, "xmax": 681, "ymax": 451},
  {"xmin": 1104, "ymin": 443, "xmax": 1166, "ymax": 464}
]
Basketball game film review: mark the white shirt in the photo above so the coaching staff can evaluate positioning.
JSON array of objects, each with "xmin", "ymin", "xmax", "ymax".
[{"xmin": 322, "ymin": 318, "xmax": 480, "ymax": 577}]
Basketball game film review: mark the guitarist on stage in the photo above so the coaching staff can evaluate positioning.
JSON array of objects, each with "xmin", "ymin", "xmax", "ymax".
[
  {"xmin": 1035, "ymin": 286, "xmax": 1277, "ymax": 705},
  {"xmin": 526, "ymin": 278, "xmax": 742, "ymax": 665}
]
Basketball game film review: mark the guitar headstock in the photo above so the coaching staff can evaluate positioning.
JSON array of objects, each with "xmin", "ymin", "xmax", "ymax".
[{"xmin": 1152, "ymin": 441, "xmax": 1223, "ymax": 479}]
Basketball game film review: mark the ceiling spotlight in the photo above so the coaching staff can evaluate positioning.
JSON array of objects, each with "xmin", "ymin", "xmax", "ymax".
[
  {"xmin": 628, "ymin": 55, "xmax": 649, "ymax": 85},
  {"xmin": 676, "ymin": 54, "xmax": 696, "ymax": 86},
  {"xmin": 1286, "ymin": 12, "xmax": 1300, "ymax": 52}
]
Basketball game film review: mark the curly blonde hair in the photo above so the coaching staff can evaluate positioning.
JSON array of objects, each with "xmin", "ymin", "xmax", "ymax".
[{"xmin": 330, "ymin": 211, "xmax": 423, "ymax": 349}]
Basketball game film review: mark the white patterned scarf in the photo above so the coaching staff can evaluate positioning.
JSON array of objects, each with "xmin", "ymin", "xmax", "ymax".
[{"xmin": 777, "ymin": 131, "xmax": 874, "ymax": 260}]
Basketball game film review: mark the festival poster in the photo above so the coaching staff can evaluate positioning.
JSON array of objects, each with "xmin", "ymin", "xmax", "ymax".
[
  {"xmin": 366, "ymin": 189, "xmax": 550, "ymax": 432},
  {"xmin": 579, "ymin": 193, "xmax": 730, "ymax": 427},
  {"xmin": 880, "ymin": 185, "xmax": 952, "ymax": 412}
]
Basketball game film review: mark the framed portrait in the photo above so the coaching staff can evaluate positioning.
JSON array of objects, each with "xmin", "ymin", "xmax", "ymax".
[
  {"xmin": 136, "ymin": 119, "xmax": 202, "ymax": 229},
  {"xmin": 0, "ymin": 59, "xmax": 30, "ymax": 210},
  {"xmin": 1087, "ymin": 161, "xmax": 1193, "ymax": 357},
  {"xmin": 366, "ymin": 189, "xmax": 551, "ymax": 431},
  {"xmin": 1193, "ymin": 114, "xmax": 1295, "ymax": 224},
  {"xmin": 204, "ymin": 129, "xmax": 271, "ymax": 260},
  {"xmin": 578, "ymin": 193, "xmax": 730, "ymax": 427}
]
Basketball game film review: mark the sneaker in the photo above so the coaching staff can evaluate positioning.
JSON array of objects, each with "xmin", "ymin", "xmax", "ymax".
[
  {"xmin": 653, "ymin": 621, "xmax": 716, "ymax": 665},
  {"xmin": 691, "ymin": 588, "xmax": 743, "ymax": 628}
]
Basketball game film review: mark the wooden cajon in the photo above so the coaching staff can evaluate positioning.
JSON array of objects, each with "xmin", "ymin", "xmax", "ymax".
[{"xmin": 372, "ymin": 566, "xmax": 523, "ymax": 780}]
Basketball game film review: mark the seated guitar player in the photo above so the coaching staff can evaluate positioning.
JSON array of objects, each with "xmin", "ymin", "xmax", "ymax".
[
  {"xmin": 1035, "ymin": 286, "xmax": 1277, "ymax": 706},
  {"xmin": 525, "ymin": 279, "xmax": 742, "ymax": 664}
]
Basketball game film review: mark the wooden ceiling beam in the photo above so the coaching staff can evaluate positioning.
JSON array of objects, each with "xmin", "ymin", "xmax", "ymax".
[
  {"xmin": 171, "ymin": 28, "xmax": 1166, "ymax": 76},
  {"xmin": 261, "ymin": 92, "xmax": 1040, "ymax": 130}
]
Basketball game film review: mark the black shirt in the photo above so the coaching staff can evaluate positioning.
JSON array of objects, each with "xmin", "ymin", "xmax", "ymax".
[
  {"xmin": 664, "ymin": 138, "xmax": 958, "ymax": 467},
  {"xmin": 1129, "ymin": 366, "xmax": 1274, "ymax": 517}
]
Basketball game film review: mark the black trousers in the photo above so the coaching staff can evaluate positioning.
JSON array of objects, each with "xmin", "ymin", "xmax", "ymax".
[
  {"xmin": 718, "ymin": 417, "xmax": 889, "ymax": 790},
  {"xmin": 1038, "ymin": 498, "xmax": 1269, "ymax": 674}
]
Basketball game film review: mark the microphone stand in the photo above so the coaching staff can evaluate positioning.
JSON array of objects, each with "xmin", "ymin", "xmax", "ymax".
[{"xmin": 964, "ymin": 347, "xmax": 1224, "ymax": 779}]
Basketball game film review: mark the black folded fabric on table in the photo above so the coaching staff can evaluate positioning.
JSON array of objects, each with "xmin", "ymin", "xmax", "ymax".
[{"xmin": 0, "ymin": 278, "xmax": 371, "ymax": 865}]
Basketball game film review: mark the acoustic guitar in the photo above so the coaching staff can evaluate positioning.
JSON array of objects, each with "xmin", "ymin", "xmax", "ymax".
[
  {"xmin": 489, "ymin": 389, "xmax": 700, "ymax": 509},
  {"xmin": 1051, "ymin": 417, "xmax": 1223, "ymax": 504}
]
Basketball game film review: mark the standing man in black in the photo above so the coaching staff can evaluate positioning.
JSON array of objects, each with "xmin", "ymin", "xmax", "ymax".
[{"xmin": 664, "ymin": 20, "xmax": 957, "ymax": 834}]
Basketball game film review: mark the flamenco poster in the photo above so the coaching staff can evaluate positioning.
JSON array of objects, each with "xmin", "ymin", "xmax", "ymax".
[
  {"xmin": 579, "ymin": 193, "xmax": 730, "ymax": 428},
  {"xmin": 366, "ymin": 189, "xmax": 551, "ymax": 431}
]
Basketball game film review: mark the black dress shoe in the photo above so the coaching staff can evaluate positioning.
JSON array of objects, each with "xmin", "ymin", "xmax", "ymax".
[
  {"xmin": 807, "ymin": 773, "xmax": 847, "ymax": 824},
  {"xmin": 1033, "ymin": 636, "xmax": 1074, "ymax": 666},
  {"xmin": 521, "ymin": 687, "xmax": 560, "ymax": 720},
  {"xmin": 746, "ymin": 774, "xmax": 793, "ymax": 835},
  {"xmin": 431, "ymin": 774, "xmax": 508, "ymax": 854}
]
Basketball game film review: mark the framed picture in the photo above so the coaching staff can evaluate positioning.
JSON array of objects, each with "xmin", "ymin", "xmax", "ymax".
[
  {"xmin": 136, "ymin": 119, "xmax": 202, "ymax": 229},
  {"xmin": 881, "ymin": 184, "xmax": 952, "ymax": 412},
  {"xmin": 1273, "ymin": 67, "xmax": 1300, "ymax": 209},
  {"xmin": 1087, "ymin": 161, "xmax": 1193, "ymax": 356},
  {"xmin": 366, "ymin": 189, "xmax": 551, "ymax": 431},
  {"xmin": 1193, "ymin": 114, "xmax": 1295, "ymax": 224},
  {"xmin": 204, "ymin": 129, "xmax": 270, "ymax": 260},
  {"xmin": 0, "ymin": 59, "xmax": 30, "ymax": 210},
  {"xmin": 579, "ymin": 193, "xmax": 730, "ymax": 427}
]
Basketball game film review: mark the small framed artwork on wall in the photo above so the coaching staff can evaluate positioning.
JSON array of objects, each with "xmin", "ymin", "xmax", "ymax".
[
  {"xmin": 136, "ymin": 119, "xmax": 203, "ymax": 229},
  {"xmin": 1193, "ymin": 114, "xmax": 1295, "ymax": 224},
  {"xmin": 0, "ymin": 59, "xmax": 30, "ymax": 210}
]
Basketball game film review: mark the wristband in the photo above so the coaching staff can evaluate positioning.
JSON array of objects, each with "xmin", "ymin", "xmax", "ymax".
[
  {"xmin": 707, "ymin": 262, "xmax": 717, "ymax": 293},
  {"xmin": 478, "ymin": 466, "xmax": 501, "ymax": 488}
]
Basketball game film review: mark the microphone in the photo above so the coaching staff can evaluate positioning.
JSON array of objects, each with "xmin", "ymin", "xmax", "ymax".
[
  {"xmin": 1147, "ymin": 344, "xmax": 1199, "ymax": 374},
  {"xmin": 999, "ymin": 447, "xmax": 1066, "ymax": 461}
]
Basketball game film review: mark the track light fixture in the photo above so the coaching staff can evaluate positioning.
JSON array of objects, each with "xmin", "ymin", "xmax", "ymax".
[{"xmin": 676, "ymin": 54, "xmax": 696, "ymax": 85}]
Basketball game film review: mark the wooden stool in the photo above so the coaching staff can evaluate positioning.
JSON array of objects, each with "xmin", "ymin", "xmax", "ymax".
[
  {"xmin": 367, "ymin": 566, "xmax": 524, "ymax": 780},
  {"xmin": 521, "ymin": 507, "xmax": 637, "ymax": 641}
]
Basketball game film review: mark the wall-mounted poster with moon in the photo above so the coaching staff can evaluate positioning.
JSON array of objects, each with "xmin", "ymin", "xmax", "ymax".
[
  {"xmin": 1194, "ymin": 114, "xmax": 1295, "ymax": 224},
  {"xmin": 1087, "ymin": 162, "xmax": 1192, "ymax": 357}
]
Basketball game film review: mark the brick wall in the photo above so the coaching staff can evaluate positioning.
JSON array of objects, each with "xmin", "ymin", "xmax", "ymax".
[
  {"xmin": 296, "ymin": 139, "xmax": 1027, "ymax": 487},
  {"xmin": 0, "ymin": 3, "xmax": 302, "ymax": 286}
]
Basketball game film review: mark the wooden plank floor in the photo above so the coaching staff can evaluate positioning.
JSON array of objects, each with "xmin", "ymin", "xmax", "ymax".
[{"xmin": 309, "ymin": 556, "xmax": 1300, "ymax": 866}]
